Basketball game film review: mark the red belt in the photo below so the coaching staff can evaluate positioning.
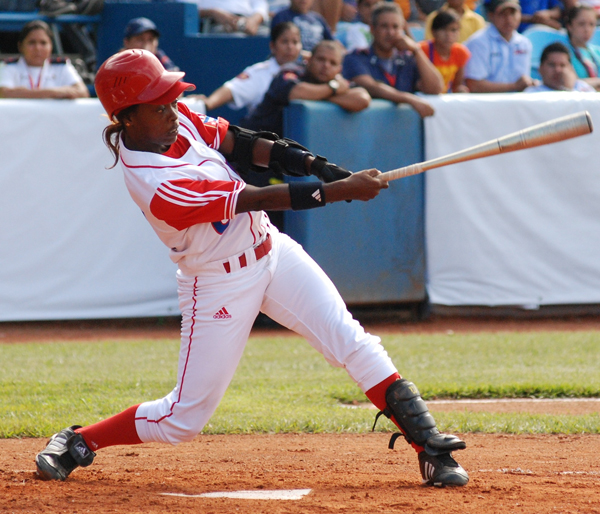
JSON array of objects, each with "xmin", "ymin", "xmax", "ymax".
[{"xmin": 223, "ymin": 233, "xmax": 272, "ymax": 273}]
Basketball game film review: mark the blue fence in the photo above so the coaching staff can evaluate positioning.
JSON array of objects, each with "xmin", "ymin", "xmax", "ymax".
[{"xmin": 283, "ymin": 100, "xmax": 425, "ymax": 305}]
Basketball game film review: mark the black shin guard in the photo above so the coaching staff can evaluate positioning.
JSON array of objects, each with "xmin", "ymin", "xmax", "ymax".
[{"xmin": 373, "ymin": 379, "xmax": 466, "ymax": 456}]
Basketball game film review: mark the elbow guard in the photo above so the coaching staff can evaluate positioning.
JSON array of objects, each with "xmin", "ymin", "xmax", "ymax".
[
  {"xmin": 223, "ymin": 125, "xmax": 280, "ymax": 175},
  {"xmin": 223, "ymin": 126, "xmax": 352, "ymax": 183}
]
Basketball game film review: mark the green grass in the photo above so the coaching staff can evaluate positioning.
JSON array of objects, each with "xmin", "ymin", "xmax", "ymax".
[{"xmin": 1, "ymin": 330, "xmax": 600, "ymax": 437}]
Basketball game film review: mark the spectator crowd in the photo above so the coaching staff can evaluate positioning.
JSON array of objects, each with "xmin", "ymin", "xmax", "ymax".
[{"xmin": 2, "ymin": 0, "xmax": 600, "ymax": 102}]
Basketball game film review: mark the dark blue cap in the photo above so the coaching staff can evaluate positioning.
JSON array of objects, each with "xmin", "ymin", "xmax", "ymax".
[{"xmin": 124, "ymin": 17, "xmax": 160, "ymax": 39}]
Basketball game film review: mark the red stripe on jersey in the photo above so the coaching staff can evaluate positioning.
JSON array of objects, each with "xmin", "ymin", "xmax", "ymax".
[
  {"xmin": 177, "ymin": 103, "xmax": 229, "ymax": 149},
  {"xmin": 150, "ymin": 178, "xmax": 242, "ymax": 230}
]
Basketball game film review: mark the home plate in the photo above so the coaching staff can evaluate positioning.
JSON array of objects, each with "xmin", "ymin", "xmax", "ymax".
[{"xmin": 161, "ymin": 489, "xmax": 312, "ymax": 500}]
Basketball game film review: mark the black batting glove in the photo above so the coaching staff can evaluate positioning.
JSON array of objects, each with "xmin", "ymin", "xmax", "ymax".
[{"xmin": 310, "ymin": 155, "xmax": 352, "ymax": 183}]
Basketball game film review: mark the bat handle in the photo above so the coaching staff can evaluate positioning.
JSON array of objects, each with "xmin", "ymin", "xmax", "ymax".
[{"xmin": 380, "ymin": 163, "xmax": 424, "ymax": 182}]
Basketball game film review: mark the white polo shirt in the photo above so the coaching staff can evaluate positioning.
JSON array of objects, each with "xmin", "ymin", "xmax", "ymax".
[
  {"xmin": 224, "ymin": 56, "xmax": 281, "ymax": 114},
  {"xmin": 0, "ymin": 56, "xmax": 83, "ymax": 89},
  {"xmin": 465, "ymin": 24, "xmax": 532, "ymax": 83}
]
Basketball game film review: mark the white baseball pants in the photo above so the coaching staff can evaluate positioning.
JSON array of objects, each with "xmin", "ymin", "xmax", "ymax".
[{"xmin": 135, "ymin": 232, "xmax": 397, "ymax": 445}]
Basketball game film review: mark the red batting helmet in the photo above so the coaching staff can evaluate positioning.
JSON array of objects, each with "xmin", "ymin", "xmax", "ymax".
[{"xmin": 95, "ymin": 49, "xmax": 195, "ymax": 119}]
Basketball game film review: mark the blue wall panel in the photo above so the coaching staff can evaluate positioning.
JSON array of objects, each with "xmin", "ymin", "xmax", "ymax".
[
  {"xmin": 96, "ymin": 2, "xmax": 270, "ymax": 125},
  {"xmin": 283, "ymin": 100, "xmax": 425, "ymax": 305}
]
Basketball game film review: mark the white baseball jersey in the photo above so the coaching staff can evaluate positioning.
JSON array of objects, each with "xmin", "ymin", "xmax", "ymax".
[
  {"xmin": 0, "ymin": 56, "xmax": 83, "ymax": 89},
  {"xmin": 120, "ymin": 102, "xmax": 270, "ymax": 275},
  {"xmin": 224, "ymin": 56, "xmax": 281, "ymax": 114},
  {"xmin": 122, "ymin": 102, "xmax": 397, "ymax": 447}
]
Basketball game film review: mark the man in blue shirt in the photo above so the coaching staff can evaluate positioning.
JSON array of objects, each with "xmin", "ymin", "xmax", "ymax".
[
  {"xmin": 342, "ymin": 3, "xmax": 443, "ymax": 118},
  {"xmin": 464, "ymin": 0, "xmax": 536, "ymax": 92}
]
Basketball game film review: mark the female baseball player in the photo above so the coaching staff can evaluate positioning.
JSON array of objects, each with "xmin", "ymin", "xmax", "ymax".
[
  {"xmin": 0, "ymin": 20, "xmax": 89, "ymax": 99},
  {"xmin": 35, "ymin": 49, "xmax": 468, "ymax": 488}
]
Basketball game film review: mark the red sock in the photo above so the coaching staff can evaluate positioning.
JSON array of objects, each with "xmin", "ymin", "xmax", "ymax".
[
  {"xmin": 365, "ymin": 373, "xmax": 424, "ymax": 454},
  {"xmin": 76, "ymin": 405, "xmax": 142, "ymax": 451}
]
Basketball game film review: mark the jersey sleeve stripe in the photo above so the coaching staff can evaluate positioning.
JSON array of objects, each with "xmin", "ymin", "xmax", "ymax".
[{"xmin": 179, "ymin": 119, "xmax": 198, "ymax": 141}]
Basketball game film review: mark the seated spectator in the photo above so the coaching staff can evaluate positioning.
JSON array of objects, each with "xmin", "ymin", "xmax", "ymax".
[
  {"xmin": 420, "ymin": 9, "xmax": 471, "ymax": 92},
  {"xmin": 342, "ymin": 3, "xmax": 444, "ymax": 118},
  {"xmin": 272, "ymin": 0, "xmax": 334, "ymax": 51},
  {"xmin": 424, "ymin": 0, "xmax": 486, "ymax": 43},
  {"xmin": 190, "ymin": 22, "xmax": 303, "ymax": 114},
  {"xmin": 518, "ymin": 0, "xmax": 562, "ymax": 32},
  {"xmin": 189, "ymin": 0, "xmax": 270, "ymax": 36},
  {"xmin": 0, "ymin": 20, "xmax": 89, "ymax": 99},
  {"xmin": 242, "ymin": 39, "xmax": 370, "ymax": 135},
  {"xmin": 524, "ymin": 41, "xmax": 595, "ymax": 91},
  {"xmin": 565, "ymin": 4, "xmax": 600, "ymax": 91},
  {"xmin": 336, "ymin": 0, "xmax": 379, "ymax": 52},
  {"xmin": 122, "ymin": 17, "xmax": 179, "ymax": 72},
  {"xmin": 464, "ymin": 0, "xmax": 535, "ymax": 92}
]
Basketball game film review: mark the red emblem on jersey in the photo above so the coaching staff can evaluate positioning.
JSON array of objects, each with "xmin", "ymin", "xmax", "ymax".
[
  {"xmin": 236, "ymin": 72, "xmax": 250, "ymax": 80},
  {"xmin": 283, "ymin": 71, "xmax": 299, "ymax": 81}
]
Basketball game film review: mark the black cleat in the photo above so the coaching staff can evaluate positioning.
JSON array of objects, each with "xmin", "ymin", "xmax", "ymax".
[
  {"xmin": 419, "ymin": 451, "xmax": 469, "ymax": 487},
  {"xmin": 35, "ymin": 426, "xmax": 95, "ymax": 481}
]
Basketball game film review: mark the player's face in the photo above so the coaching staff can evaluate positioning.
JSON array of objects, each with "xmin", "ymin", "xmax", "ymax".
[
  {"xmin": 270, "ymin": 28, "xmax": 302, "ymax": 65},
  {"xmin": 372, "ymin": 12, "xmax": 405, "ymax": 52},
  {"xmin": 307, "ymin": 46, "xmax": 343, "ymax": 83},
  {"xmin": 123, "ymin": 101, "xmax": 180, "ymax": 154},
  {"xmin": 489, "ymin": 7, "xmax": 521, "ymax": 41},
  {"xmin": 18, "ymin": 28, "xmax": 52, "ymax": 67},
  {"xmin": 433, "ymin": 21, "xmax": 460, "ymax": 49},
  {"xmin": 567, "ymin": 10, "xmax": 597, "ymax": 47},
  {"xmin": 123, "ymin": 31, "xmax": 159, "ymax": 54},
  {"xmin": 540, "ymin": 52, "xmax": 572, "ymax": 90}
]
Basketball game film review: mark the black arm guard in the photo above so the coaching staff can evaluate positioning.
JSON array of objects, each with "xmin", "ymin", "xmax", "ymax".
[
  {"xmin": 310, "ymin": 156, "xmax": 352, "ymax": 183},
  {"xmin": 222, "ymin": 125, "xmax": 280, "ymax": 175},
  {"xmin": 223, "ymin": 126, "xmax": 352, "ymax": 183},
  {"xmin": 269, "ymin": 138, "xmax": 313, "ymax": 177}
]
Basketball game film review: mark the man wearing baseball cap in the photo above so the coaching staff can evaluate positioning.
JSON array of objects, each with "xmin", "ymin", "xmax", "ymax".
[
  {"xmin": 464, "ymin": 0, "xmax": 537, "ymax": 92},
  {"xmin": 122, "ymin": 17, "xmax": 179, "ymax": 72}
]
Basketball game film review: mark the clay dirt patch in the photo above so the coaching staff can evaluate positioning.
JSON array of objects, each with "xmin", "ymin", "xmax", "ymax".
[
  {"xmin": 2, "ymin": 433, "xmax": 600, "ymax": 514},
  {"xmin": 2, "ymin": 315, "xmax": 600, "ymax": 512}
]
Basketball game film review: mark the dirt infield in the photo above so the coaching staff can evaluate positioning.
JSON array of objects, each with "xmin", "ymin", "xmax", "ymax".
[
  {"xmin": 2, "ymin": 433, "xmax": 600, "ymax": 513},
  {"xmin": 2, "ymin": 315, "xmax": 600, "ymax": 513}
]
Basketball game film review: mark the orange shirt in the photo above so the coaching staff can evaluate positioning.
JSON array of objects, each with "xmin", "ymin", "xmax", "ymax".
[{"xmin": 419, "ymin": 40, "xmax": 470, "ymax": 92}]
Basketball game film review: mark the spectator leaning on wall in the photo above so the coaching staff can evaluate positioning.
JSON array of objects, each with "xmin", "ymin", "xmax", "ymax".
[
  {"xmin": 342, "ymin": 2, "xmax": 444, "ymax": 118},
  {"xmin": 188, "ymin": 22, "xmax": 303, "ymax": 116},
  {"xmin": 464, "ymin": 0, "xmax": 536, "ymax": 93},
  {"xmin": 0, "ymin": 20, "xmax": 89, "ymax": 99},
  {"xmin": 524, "ymin": 41, "xmax": 596, "ymax": 91},
  {"xmin": 241, "ymin": 39, "xmax": 370, "ymax": 136}
]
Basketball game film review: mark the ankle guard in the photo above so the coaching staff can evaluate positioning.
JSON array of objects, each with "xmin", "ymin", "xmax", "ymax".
[{"xmin": 373, "ymin": 379, "xmax": 466, "ymax": 456}]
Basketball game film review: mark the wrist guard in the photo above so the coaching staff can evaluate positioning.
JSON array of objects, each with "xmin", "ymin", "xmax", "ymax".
[
  {"xmin": 289, "ymin": 181, "xmax": 326, "ymax": 210},
  {"xmin": 310, "ymin": 156, "xmax": 352, "ymax": 183}
]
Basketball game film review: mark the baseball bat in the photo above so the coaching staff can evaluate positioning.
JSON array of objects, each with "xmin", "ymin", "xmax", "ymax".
[{"xmin": 380, "ymin": 111, "xmax": 593, "ymax": 182}]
